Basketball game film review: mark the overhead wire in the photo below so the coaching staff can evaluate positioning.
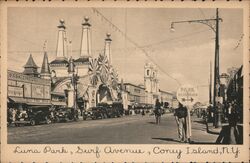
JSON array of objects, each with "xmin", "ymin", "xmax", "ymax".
[{"xmin": 92, "ymin": 8, "xmax": 182, "ymax": 86}]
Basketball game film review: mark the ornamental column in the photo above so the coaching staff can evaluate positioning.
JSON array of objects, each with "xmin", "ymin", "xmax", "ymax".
[
  {"xmin": 104, "ymin": 33, "xmax": 112, "ymax": 65},
  {"xmin": 80, "ymin": 16, "xmax": 92, "ymax": 58},
  {"xmin": 56, "ymin": 19, "xmax": 67, "ymax": 60}
]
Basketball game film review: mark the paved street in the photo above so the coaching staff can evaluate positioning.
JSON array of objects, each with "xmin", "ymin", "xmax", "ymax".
[{"xmin": 8, "ymin": 113, "xmax": 218, "ymax": 144}]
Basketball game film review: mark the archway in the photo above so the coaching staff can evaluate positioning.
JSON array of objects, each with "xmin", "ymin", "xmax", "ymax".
[{"xmin": 96, "ymin": 84, "xmax": 113, "ymax": 105}]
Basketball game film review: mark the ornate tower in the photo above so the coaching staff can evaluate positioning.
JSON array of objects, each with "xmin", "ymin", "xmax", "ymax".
[
  {"xmin": 56, "ymin": 19, "xmax": 68, "ymax": 60},
  {"xmin": 80, "ymin": 16, "xmax": 91, "ymax": 58},
  {"xmin": 144, "ymin": 62, "xmax": 152, "ymax": 93},
  {"xmin": 40, "ymin": 52, "xmax": 51, "ymax": 80},
  {"xmin": 50, "ymin": 19, "xmax": 69, "ymax": 77},
  {"xmin": 23, "ymin": 54, "xmax": 39, "ymax": 77},
  {"xmin": 75, "ymin": 17, "xmax": 91, "ymax": 77},
  {"xmin": 155, "ymin": 69, "xmax": 159, "ymax": 93},
  {"xmin": 104, "ymin": 33, "xmax": 112, "ymax": 65}
]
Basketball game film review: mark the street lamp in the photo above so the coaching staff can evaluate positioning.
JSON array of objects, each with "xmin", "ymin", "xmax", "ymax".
[
  {"xmin": 170, "ymin": 8, "xmax": 223, "ymax": 128},
  {"xmin": 170, "ymin": 23, "xmax": 175, "ymax": 32},
  {"xmin": 68, "ymin": 57, "xmax": 80, "ymax": 121}
]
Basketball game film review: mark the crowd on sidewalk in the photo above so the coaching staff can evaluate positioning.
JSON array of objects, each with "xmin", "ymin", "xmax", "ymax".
[{"xmin": 152, "ymin": 98, "xmax": 243, "ymax": 144}]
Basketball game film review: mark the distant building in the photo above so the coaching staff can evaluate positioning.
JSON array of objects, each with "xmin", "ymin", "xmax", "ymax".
[
  {"xmin": 122, "ymin": 83, "xmax": 146, "ymax": 108},
  {"xmin": 144, "ymin": 62, "xmax": 160, "ymax": 105},
  {"xmin": 159, "ymin": 89, "xmax": 174, "ymax": 108}
]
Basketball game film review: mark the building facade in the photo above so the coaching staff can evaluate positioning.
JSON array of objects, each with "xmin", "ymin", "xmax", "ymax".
[
  {"xmin": 7, "ymin": 17, "xmax": 174, "ymax": 113},
  {"xmin": 7, "ymin": 70, "xmax": 51, "ymax": 110}
]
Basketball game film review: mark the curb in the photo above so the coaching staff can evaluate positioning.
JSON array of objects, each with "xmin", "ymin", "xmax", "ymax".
[{"xmin": 205, "ymin": 122, "xmax": 221, "ymax": 135}]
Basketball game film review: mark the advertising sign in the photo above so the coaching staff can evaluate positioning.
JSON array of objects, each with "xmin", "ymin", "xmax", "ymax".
[
  {"xmin": 23, "ymin": 83, "xmax": 32, "ymax": 98},
  {"xmin": 44, "ymin": 86, "xmax": 51, "ymax": 99},
  {"xmin": 177, "ymin": 84, "xmax": 198, "ymax": 106},
  {"xmin": 32, "ymin": 84, "xmax": 44, "ymax": 99},
  {"xmin": 8, "ymin": 86, "xmax": 23, "ymax": 97}
]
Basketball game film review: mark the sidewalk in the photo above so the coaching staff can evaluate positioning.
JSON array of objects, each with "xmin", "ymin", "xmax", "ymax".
[
  {"xmin": 206, "ymin": 121, "xmax": 224, "ymax": 134},
  {"xmin": 189, "ymin": 116, "xmax": 219, "ymax": 144}
]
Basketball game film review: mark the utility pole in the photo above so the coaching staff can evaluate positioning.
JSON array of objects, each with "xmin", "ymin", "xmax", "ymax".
[
  {"xmin": 170, "ymin": 8, "xmax": 223, "ymax": 128},
  {"xmin": 209, "ymin": 61, "xmax": 212, "ymax": 105},
  {"xmin": 213, "ymin": 8, "xmax": 222, "ymax": 128}
]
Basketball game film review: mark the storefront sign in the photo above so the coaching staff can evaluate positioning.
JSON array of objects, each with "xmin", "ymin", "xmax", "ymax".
[
  {"xmin": 8, "ymin": 86, "xmax": 23, "ymax": 97},
  {"xmin": 23, "ymin": 83, "xmax": 32, "ymax": 98},
  {"xmin": 32, "ymin": 84, "xmax": 44, "ymax": 98},
  {"xmin": 8, "ymin": 70, "xmax": 50, "ymax": 85},
  {"xmin": 8, "ymin": 70, "xmax": 51, "ymax": 101},
  {"xmin": 8, "ymin": 80, "xmax": 16, "ymax": 86},
  {"xmin": 44, "ymin": 86, "xmax": 51, "ymax": 99}
]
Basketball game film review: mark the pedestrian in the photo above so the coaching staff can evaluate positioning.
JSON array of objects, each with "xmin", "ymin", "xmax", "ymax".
[
  {"xmin": 7, "ymin": 108, "xmax": 13, "ymax": 125},
  {"xmin": 174, "ymin": 102, "xmax": 188, "ymax": 142},
  {"xmin": 141, "ymin": 109, "xmax": 145, "ymax": 116},
  {"xmin": 216, "ymin": 103, "xmax": 242, "ymax": 144},
  {"xmin": 154, "ymin": 99, "xmax": 161, "ymax": 124}
]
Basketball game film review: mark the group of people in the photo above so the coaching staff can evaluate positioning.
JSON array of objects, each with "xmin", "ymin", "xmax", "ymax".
[
  {"xmin": 215, "ymin": 100, "xmax": 243, "ymax": 144},
  {"xmin": 154, "ymin": 98, "xmax": 243, "ymax": 144}
]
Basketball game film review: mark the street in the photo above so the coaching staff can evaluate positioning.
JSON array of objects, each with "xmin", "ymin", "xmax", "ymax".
[{"xmin": 8, "ymin": 113, "xmax": 218, "ymax": 144}]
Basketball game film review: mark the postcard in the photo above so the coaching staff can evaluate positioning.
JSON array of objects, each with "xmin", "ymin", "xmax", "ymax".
[{"xmin": 1, "ymin": 1, "xmax": 249, "ymax": 162}]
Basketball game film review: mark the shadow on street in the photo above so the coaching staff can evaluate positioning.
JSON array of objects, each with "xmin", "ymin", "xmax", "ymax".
[
  {"xmin": 148, "ymin": 122, "xmax": 156, "ymax": 124},
  {"xmin": 152, "ymin": 137, "xmax": 180, "ymax": 143},
  {"xmin": 189, "ymin": 141, "xmax": 216, "ymax": 144}
]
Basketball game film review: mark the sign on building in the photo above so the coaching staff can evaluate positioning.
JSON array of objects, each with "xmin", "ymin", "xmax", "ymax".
[{"xmin": 7, "ymin": 70, "xmax": 51, "ymax": 103}]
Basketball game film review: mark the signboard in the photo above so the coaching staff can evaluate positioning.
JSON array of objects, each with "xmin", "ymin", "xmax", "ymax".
[
  {"xmin": 23, "ymin": 83, "xmax": 32, "ymax": 98},
  {"xmin": 8, "ymin": 80, "xmax": 16, "ymax": 86},
  {"xmin": 177, "ymin": 84, "xmax": 198, "ymax": 106},
  {"xmin": 8, "ymin": 86, "xmax": 23, "ymax": 97},
  {"xmin": 44, "ymin": 86, "xmax": 51, "ymax": 99},
  {"xmin": 8, "ymin": 70, "xmax": 50, "ymax": 85},
  {"xmin": 216, "ymin": 96, "xmax": 223, "ymax": 103},
  {"xmin": 32, "ymin": 84, "xmax": 44, "ymax": 99}
]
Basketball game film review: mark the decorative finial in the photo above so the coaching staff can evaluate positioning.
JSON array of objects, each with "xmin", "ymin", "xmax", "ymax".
[
  {"xmin": 106, "ymin": 33, "xmax": 111, "ymax": 38},
  {"xmin": 84, "ymin": 16, "xmax": 89, "ymax": 22},
  {"xmin": 58, "ymin": 19, "xmax": 66, "ymax": 29},
  {"xmin": 60, "ymin": 19, "xmax": 65, "ymax": 25},
  {"xmin": 82, "ymin": 16, "xmax": 91, "ymax": 26}
]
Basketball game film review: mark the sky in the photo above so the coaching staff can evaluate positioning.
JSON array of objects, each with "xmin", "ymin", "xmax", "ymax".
[{"xmin": 7, "ymin": 7, "xmax": 243, "ymax": 103}]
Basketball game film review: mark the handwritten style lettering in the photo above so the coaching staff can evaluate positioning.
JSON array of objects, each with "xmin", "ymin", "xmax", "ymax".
[
  {"xmin": 13, "ymin": 146, "xmax": 41, "ymax": 153},
  {"xmin": 104, "ymin": 146, "xmax": 145, "ymax": 154},
  {"xmin": 152, "ymin": 147, "xmax": 183, "ymax": 159},
  {"xmin": 75, "ymin": 146, "xmax": 101, "ymax": 158},
  {"xmin": 43, "ymin": 146, "xmax": 68, "ymax": 154}
]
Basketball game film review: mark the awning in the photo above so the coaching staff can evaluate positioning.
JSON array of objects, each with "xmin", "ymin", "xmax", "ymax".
[
  {"xmin": 51, "ymin": 101, "xmax": 66, "ymax": 106},
  {"xmin": 26, "ymin": 102, "xmax": 51, "ymax": 106},
  {"xmin": 8, "ymin": 97, "xmax": 27, "ymax": 103},
  {"xmin": 8, "ymin": 97, "xmax": 51, "ymax": 106},
  {"xmin": 51, "ymin": 91, "xmax": 65, "ymax": 96}
]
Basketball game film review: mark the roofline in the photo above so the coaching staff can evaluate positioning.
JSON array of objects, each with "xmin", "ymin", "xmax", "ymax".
[
  {"xmin": 122, "ymin": 82, "xmax": 145, "ymax": 90},
  {"xmin": 159, "ymin": 89, "xmax": 173, "ymax": 95}
]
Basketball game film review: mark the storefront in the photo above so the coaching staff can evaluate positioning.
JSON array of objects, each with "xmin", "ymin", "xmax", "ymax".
[{"xmin": 7, "ymin": 70, "xmax": 51, "ymax": 111}]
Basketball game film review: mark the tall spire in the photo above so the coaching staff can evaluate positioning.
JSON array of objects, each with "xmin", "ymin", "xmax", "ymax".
[
  {"xmin": 23, "ymin": 54, "xmax": 39, "ymax": 77},
  {"xmin": 104, "ymin": 33, "xmax": 112, "ymax": 64},
  {"xmin": 56, "ymin": 19, "xmax": 67, "ymax": 60},
  {"xmin": 80, "ymin": 16, "xmax": 92, "ymax": 58},
  {"xmin": 40, "ymin": 52, "xmax": 51, "ymax": 80}
]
